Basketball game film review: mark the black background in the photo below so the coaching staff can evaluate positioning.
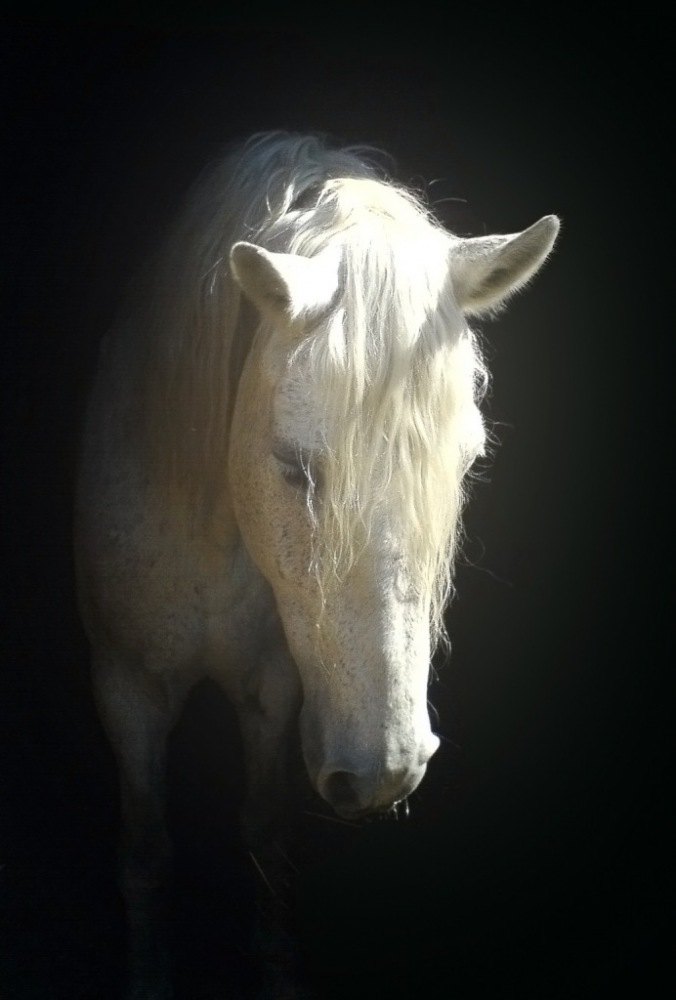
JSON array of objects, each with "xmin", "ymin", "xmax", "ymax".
[{"xmin": 1, "ymin": 11, "xmax": 670, "ymax": 999}]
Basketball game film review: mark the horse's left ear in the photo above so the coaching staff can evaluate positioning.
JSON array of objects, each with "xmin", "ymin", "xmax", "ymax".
[
  {"xmin": 450, "ymin": 215, "xmax": 560, "ymax": 316},
  {"xmin": 230, "ymin": 241, "xmax": 340, "ymax": 327}
]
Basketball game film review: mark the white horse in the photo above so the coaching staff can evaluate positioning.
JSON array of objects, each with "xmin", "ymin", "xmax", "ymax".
[{"xmin": 74, "ymin": 131, "xmax": 559, "ymax": 996}]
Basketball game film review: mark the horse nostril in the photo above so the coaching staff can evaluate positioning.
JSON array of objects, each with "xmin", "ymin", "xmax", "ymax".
[
  {"xmin": 320, "ymin": 770, "xmax": 360, "ymax": 813},
  {"xmin": 318, "ymin": 760, "xmax": 430, "ymax": 818}
]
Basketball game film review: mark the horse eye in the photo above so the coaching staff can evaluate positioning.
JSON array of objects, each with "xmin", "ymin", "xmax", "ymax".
[
  {"xmin": 273, "ymin": 449, "xmax": 312, "ymax": 490},
  {"xmin": 272, "ymin": 442, "xmax": 321, "ymax": 495},
  {"xmin": 278, "ymin": 458, "xmax": 309, "ymax": 488}
]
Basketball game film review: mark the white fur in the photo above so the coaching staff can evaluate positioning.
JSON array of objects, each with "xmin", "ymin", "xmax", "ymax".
[{"xmin": 74, "ymin": 131, "xmax": 559, "ymax": 997}]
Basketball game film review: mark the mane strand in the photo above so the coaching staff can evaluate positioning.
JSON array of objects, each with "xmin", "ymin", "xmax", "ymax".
[{"xmin": 117, "ymin": 131, "xmax": 488, "ymax": 642}]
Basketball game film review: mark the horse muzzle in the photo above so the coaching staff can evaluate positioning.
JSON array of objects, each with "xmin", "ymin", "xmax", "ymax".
[{"xmin": 315, "ymin": 735, "xmax": 440, "ymax": 819}]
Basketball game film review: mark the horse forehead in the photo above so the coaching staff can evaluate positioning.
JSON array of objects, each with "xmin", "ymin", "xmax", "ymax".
[{"xmin": 271, "ymin": 358, "xmax": 326, "ymax": 450}]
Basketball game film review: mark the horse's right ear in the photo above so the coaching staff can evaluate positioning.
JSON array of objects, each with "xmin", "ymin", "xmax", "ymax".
[
  {"xmin": 230, "ymin": 242, "xmax": 340, "ymax": 327},
  {"xmin": 450, "ymin": 215, "xmax": 560, "ymax": 316}
]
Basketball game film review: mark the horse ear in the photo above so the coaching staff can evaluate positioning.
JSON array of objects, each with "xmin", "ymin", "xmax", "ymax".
[
  {"xmin": 230, "ymin": 242, "xmax": 340, "ymax": 326},
  {"xmin": 450, "ymin": 215, "xmax": 560, "ymax": 316}
]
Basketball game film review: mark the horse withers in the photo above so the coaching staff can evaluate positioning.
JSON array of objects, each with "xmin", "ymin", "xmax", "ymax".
[{"xmin": 74, "ymin": 131, "xmax": 559, "ymax": 996}]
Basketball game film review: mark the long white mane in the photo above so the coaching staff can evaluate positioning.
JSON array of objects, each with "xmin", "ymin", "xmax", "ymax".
[{"xmin": 125, "ymin": 132, "xmax": 488, "ymax": 643}]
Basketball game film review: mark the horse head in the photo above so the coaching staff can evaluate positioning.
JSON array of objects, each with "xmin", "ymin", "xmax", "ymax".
[{"xmin": 228, "ymin": 209, "xmax": 559, "ymax": 819}]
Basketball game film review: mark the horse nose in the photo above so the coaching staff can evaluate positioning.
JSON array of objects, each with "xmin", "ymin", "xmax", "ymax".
[
  {"xmin": 317, "ymin": 737, "xmax": 439, "ymax": 817},
  {"xmin": 318, "ymin": 765, "xmax": 425, "ymax": 817}
]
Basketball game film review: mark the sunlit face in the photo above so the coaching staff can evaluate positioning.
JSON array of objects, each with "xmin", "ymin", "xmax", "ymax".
[
  {"xmin": 228, "ymin": 322, "xmax": 439, "ymax": 818},
  {"xmin": 225, "ymin": 188, "xmax": 559, "ymax": 818}
]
